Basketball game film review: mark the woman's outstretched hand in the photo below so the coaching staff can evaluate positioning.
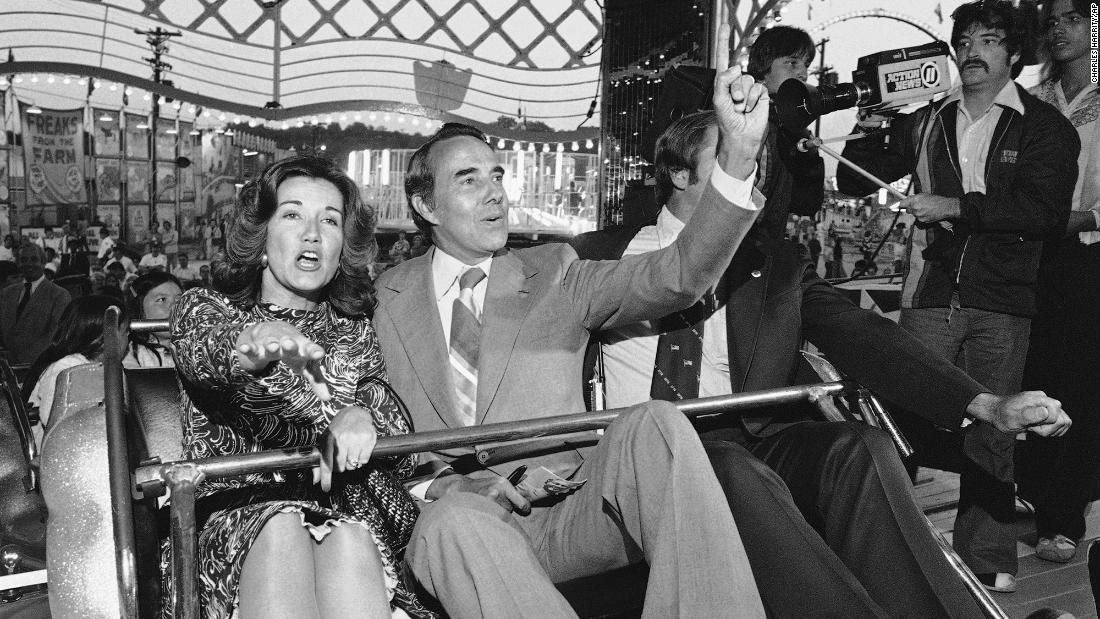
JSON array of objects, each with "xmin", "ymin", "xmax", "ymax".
[
  {"xmin": 315, "ymin": 405, "xmax": 379, "ymax": 492},
  {"xmin": 235, "ymin": 320, "xmax": 331, "ymax": 400}
]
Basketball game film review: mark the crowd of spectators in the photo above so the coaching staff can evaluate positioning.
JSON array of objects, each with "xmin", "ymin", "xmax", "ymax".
[{"xmin": 0, "ymin": 226, "xmax": 210, "ymax": 447}]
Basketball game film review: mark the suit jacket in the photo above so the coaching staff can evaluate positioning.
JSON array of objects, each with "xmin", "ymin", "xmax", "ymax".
[
  {"xmin": 572, "ymin": 226, "xmax": 1009, "ymax": 478},
  {"xmin": 375, "ymin": 181, "xmax": 762, "ymax": 480},
  {"xmin": 0, "ymin": 279, "xmax": 71, "ymax": 365}
]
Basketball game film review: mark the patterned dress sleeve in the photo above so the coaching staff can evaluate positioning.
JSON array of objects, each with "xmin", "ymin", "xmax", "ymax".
[
  {"xmin": 171, "ymin": 287, "xmax": 263, "ymax": 392},
  {"xmin": 357, "ymin": 321, "xmax": 417, "ymax": 480}
]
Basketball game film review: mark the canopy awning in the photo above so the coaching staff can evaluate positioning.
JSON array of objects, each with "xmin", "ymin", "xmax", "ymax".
[{"xmin": 0, "ymin": 0, "xmax": 603, "ymax": 137}]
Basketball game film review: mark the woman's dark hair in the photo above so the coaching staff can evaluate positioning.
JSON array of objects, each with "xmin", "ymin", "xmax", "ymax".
[
  {"xmin": 950, "ymin": 0, "xmax": 1029, "ymax": 77},
  {"xmin": 21, "ymin": 295, "xmax": 122, "ymax": 403},
  {"xmin": 1039, "ymin": 0, "xmax": 1090, "ymax": 83},
  {"xmin": 128, "ymin": 271, "xmax": 183, "ymax": 319},
  {"xmin": 212, "ymin": 155, "xmax": 379, "ymax": 317},
  {"xmin": 747, "ymin": 26, "xmax": 816, "ymax": 81},
  {"xmin": 127, "ymin": 271, "xmax": 182, "ymax": 365}
]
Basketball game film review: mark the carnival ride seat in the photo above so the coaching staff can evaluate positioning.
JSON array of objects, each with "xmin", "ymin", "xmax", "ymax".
[
  {"xmin": 39, "ymin": 317, "xmax": 183, "ymax": 619},
  {"xmin": 0, "ymin": 359, "xmax": 45, "ymax": 555},
  {"xmin": 37, "ymin": 308, "xmax": 1005, "ymax": 619},
  {"xmin": 0, "ymin": 357, "xmax": 49, "ymax": 615}
]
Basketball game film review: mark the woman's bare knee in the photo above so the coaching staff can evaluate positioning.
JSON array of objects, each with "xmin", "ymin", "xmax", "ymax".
[
  {"xmin": 239, "ymin": 512, "xmax": 318, "ymax": 619},
  {"xmin": 314, "ymin": 522, "xmax": 390, "ymax": 618}
]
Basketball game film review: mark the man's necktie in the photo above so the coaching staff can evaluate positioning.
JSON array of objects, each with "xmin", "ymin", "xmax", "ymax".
[
  {"xmin": 449, "ymin": 267, "xmax": 486, "ymax": 426},
  {"xmin": 650, "ymin": 299, "xmax": 711, "ymax": 400},
  {"xmin": 15, "ymin": 282, "xmax": 31, "ymax": 320},
  {"xmin": 650, "ymin": 274, "xmax": 729, "ymax": 401}
]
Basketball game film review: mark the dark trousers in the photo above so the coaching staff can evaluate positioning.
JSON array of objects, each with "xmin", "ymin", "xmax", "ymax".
[
  {"xmin": 1018, "ymin": 240, "xmax": 1100, "ymax": 540},
  {"xmin": 899, "ymin": 304, "xmax": 1030, "ymax": 575},
  {"xmin": 706, "ymin": 422, "xmax": 983, "ymax": 619}
]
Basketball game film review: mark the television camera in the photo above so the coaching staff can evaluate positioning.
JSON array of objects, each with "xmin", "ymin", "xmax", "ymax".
[{"xmin": 773, "ymin": 40, "xmax": 953, "ymax": 129}]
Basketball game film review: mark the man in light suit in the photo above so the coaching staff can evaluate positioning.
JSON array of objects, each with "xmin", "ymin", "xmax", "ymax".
[
  {"xmin": 0, "ymin": 243, "xmax": 70, "ymax": 364},
  {"xmin": 374, "ymin": 31, "xmax": 770, "ymax": 618}
]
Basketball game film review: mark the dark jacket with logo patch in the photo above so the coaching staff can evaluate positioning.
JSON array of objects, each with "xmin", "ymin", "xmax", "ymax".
[{"xmin": 838, "ymin": 83, "xmax": 1078, "ymax": 317}]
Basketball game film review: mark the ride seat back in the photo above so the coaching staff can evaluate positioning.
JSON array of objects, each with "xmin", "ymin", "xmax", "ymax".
[
  {"xmin": 46, "ymin": 363, "xmax": 104, "ymax": 442},
  {"xmin": 124, "ymin": 367, "xmax": 183, "ymax": 466},
  {"xmin": 123, "ymin": 366, "xmax": 184, "ymax": 618},
  {"xmin": 0, "ymin": 359, "xmax": 46, "ymax": 553},
  {"xmin": 41, "ymin": 405, "xmax": 117, "ymax": 618}
]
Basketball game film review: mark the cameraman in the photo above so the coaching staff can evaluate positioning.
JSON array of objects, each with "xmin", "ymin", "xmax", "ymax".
[
  {"xmin": 747, "ymin": 25, "xmax": 826, "ymax": 238},
  {"xmin": 838, "ymin": 0, "xmax": 1079, "ymax": 592}
]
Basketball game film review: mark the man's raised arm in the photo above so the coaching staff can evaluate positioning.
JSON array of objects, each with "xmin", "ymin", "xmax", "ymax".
[{"xmin": 569, "ymin": 25, "xmax": 772, "ymax": 331}]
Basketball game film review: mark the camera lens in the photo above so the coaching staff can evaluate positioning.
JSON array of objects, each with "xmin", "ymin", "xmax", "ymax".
[
  {"xmin": 816, "ymin": 83, "xmax": 872, "ymax": 115},
  {"xmin": 773, "ymin": 79, "xmax": 873, "ymax": 129}
]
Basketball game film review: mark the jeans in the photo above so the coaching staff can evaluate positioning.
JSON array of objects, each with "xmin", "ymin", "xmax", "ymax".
[{"xmin": 899, "ymin": 300, "xmax": 1031, "ymax": 575}]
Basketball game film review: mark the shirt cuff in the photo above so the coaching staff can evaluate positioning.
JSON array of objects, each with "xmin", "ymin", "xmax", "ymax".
[
  {"xmin": 409, "ymin": 465, "xmax": 453, "ymax": 501},
  {"xmin": 1091, "ymin": 208, "xmax": 1100, "ymax": 231},
  {"xmin": 709, "ymin": 161, "xmax": 759, "ymax": 210}
]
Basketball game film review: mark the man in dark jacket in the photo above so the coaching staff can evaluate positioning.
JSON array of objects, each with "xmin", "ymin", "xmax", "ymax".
[
  {"xmin": 838, "ymin": 1, "xmax": 1079, "ymax": 590},
  {"xmin": 746, "ymin": 25, "xmax": 826, "ymax": 237},
  {"xmin": 572, "ymin": 109, "xmax": 1070, "ymax": 618}
]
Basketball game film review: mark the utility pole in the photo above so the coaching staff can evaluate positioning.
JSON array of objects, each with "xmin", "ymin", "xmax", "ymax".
[
  {"xmin": 135, "ymin": 26, "xmax": 181, "ymax": 240},
  {"xmin": 261, "ymin": 0, "xmax": 289, "ymax": 109}
]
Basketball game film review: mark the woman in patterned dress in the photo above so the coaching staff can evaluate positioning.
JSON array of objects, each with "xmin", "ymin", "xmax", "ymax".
[{"xmin": 169, "ymin": 156, "xmax": 431, "ymax": 618}]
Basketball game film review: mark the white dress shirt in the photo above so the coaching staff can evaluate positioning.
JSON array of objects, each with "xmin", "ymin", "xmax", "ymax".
[
  {"xmin": 138, "ymin": 253, "xmax": 168, "ymax": 270},
  {"xmin": 942, "ymin": 80, "xmax": 1025, "ymax": 195},
  {"xmin": 408, "ymin": 248, "xmax": 492, "ymax": 499},
  {"xmin": 23, "ymin": 274, "xmax": 47, "ymax": 299},
  {"xmin": 600, "ymin": 165, "xmax": 758, "ymax": 409},
  {"xmin": 602, "ymin": 208, "xmax": 732, "ymax": 409},
  {"xmin": 97, "ymin": 235, "xmax": 116, "ymax": 260},
  {"xmin": 431, "ymin": 249, "xmax": 492, "ymax": 347}
]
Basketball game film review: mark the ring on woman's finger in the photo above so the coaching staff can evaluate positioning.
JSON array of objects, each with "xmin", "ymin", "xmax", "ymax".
[{"xmin": 347, "ymin": 458, "xmax": 361, "ymax": 469}]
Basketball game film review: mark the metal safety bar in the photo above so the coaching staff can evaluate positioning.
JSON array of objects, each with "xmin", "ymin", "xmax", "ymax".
[
  {"xmin": 102, "ymin": 306, "xmax": 138, "ymax": 619},
  {"xmin": 129, "ymin": 319, "xmax": 170, "ymax": 334},
  {"xmin": 135, "ymin": 382, "xmax": 851, "ymax": 619}
]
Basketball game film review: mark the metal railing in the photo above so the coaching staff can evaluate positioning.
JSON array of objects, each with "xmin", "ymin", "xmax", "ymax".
[{"xmin": 132, "ymin": 381, "xmax": 851, "ymax": 619}]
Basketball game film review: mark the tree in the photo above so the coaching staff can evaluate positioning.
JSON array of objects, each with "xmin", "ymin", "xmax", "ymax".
[
  {"xmin": 490, "ymin": 115, "xmax": 554, "ymax": 133},
  {"xmin": 492, "ymin": 115, "xmax": 519, "ymax": 130}
]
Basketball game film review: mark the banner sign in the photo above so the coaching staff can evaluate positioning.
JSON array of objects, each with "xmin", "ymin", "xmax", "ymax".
[
  {"xmin": 179, "ymin": 122, "xmax": 194, "ymax": 160},
  {"xmin": 156, "ymin": 161, "xmax": 177, "ymax": 202},
  {"xmin": 96, "ymin": 158, "xmax": 121, "ymax": 201},
  {"xmin": 156, "ymin": 118, "xmax": 177, "ymax": 161},
  {"xmin": 125, "ymin": 113, "xmax": 149, "ymax": 159},
  {"xmin": 20, "ymin": 104, "xmax": 87, "ymax": 206},
  {"xmin": 127, "ymin": 161, "xmax": 150, "ymax": 202},
  {"xmin": 93, "ymin": 109, "xmax": 121, "ymax": 156},
  {"xmin": 96, "ymin": 204, "xmax": 121, "ymax": 233}
]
